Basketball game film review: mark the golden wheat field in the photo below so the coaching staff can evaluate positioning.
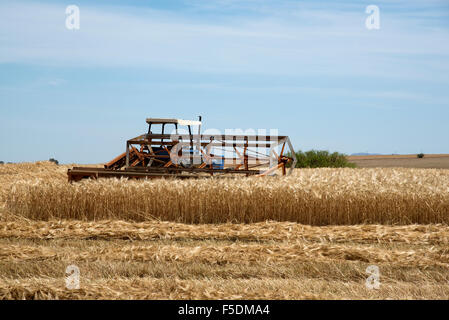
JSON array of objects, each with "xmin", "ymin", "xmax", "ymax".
[{"xmin": 0, "ymin": 162, "xmax": 448, "ymax": 299}]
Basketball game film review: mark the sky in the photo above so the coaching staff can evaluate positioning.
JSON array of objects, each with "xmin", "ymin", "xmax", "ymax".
[{"xmin": 1, "ymin": 0, "xmax": 448, "ymax": 164}]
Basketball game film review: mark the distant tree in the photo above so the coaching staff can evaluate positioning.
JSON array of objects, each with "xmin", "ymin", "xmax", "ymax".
[
  {"xmin": 417, "ymin": 153, "xmax": 425, "ymax": 159},
  {"xmin": 0, "ymin": 161, "xmax": 4, "ymax": 165},
  {"xmin": 49, "ymin": 158, "xmax": 59, "ymax": 165}
]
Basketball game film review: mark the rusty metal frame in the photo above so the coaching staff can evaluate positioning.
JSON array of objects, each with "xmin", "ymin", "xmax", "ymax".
[{"xmin": 68, "ymin": 118, "xmax": 297, "ymax": 182}]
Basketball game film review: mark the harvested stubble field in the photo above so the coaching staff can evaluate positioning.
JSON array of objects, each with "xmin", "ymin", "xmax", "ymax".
[
  {"xmin": 0, "ymin": 162, "xmax": 448, "ymax": 299},
  {"xmin": 348, "ymin": 154, "xmax": 449, "ymax": 169}
]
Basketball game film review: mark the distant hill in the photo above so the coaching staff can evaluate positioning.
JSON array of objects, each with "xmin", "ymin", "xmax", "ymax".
[{"xmin": 351, "ymin": 152, "xmax": 382, "ymax": 156}]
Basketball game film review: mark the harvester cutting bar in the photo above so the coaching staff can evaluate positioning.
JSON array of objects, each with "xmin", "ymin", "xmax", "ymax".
[
  {"xmin": 67, "ymin": 168, "xmax": 203, "ymax": 182},
  {"xmin": 67, "ymin": 166, "xmax": 261, "ymax": 182}
]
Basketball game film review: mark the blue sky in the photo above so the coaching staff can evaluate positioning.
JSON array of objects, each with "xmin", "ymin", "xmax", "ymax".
[{"xmin": 1, "ymin": 0, "xmax": 448, "ymax": 163}]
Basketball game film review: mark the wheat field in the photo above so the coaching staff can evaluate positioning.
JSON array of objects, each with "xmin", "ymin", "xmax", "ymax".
[
  {"xmin": 3, "ymin": 162, "xmax": 449, "ymax": 224},
  {"xmin": 0, "ymin": 162, "xmax": 448, "ymax": 299}
]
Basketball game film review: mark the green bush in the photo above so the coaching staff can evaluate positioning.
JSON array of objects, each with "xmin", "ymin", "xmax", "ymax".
[
  {"xmin": 287, "ymin": 150, "xmax": 356, "ymax": 168},
  {"xmin": 49, "ymin": 158, "xmax": 59, "ymax": 165},
  {"xmin": 417, "ymin": 153, "xmax": 425, "ymax": 159}
]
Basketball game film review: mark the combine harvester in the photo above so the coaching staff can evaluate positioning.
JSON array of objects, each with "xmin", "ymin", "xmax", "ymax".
[{"xmin": 67, "ymin": 117, "xmax": 297, "ymax": 182}]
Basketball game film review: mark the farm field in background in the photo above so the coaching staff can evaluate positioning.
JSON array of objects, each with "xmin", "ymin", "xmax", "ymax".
[
  {"xmin": 348, "ymin": 154, "xmax": 449, "ymax": 169},
  {"xmin": 0, "ymin": 162, "xmax": 448, "ymax": 299}
]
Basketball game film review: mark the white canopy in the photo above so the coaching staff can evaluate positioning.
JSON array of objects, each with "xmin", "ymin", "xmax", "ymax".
[{"xmin": 146, "ymin": 118, "xmax": 201, "ymax": 126}]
